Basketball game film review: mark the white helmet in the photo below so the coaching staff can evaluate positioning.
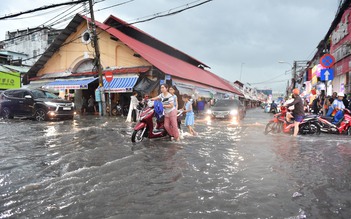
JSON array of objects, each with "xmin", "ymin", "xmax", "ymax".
[{"xmin": 338, "ymin": 92, "xmax": 344, "ymax": 97}]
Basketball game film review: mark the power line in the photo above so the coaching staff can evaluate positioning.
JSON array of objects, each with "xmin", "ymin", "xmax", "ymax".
[
  {"xmin": 94, "ymin": 0, "xmax": 135, "ymax": 12},
  {"xmin": 0, "ymin": 0, "xmax": 88, "ymax": 20},
  {"xmin": 22, "ymin": 0, "xmax": 213, "ymax": 62},
  {"xmin": 128, "ymin": 0, "xmax": 213, "ymax": 25}
]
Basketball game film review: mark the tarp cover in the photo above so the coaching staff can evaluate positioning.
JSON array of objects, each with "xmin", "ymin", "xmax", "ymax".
[{"xmin": 133, "ymin": 77, "xmax": 159, "ymax": 95}]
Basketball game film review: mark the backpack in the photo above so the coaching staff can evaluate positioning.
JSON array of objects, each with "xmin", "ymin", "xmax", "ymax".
[{"xmin": 154, "ymin": 100, "xmax": 164, "ymax": 120}]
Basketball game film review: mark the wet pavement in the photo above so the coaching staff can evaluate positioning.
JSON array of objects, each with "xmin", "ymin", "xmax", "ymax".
[{"xmin": 1, "ymin": 108, "xmax": 351, "ymax": 218}]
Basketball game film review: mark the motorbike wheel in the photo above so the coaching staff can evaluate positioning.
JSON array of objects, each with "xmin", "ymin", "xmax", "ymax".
[
  {"xmin": 111, "ymin": 108, "xmax": 118, "ymax": 116},
  {"xmin": 300, "ymin": 122, "xmax": 320, "ymax": 135},
  {"xmin": 311, "ymin": 122, "xmax": 321, "ymax": 135},
  {"xmin": 131, "ymin": 129, "xmax": 144, "ymax": 143},
  {"xmin": 346, "ymin": 127, "xmax": 351, "ymax": 136},
  {"xmin": 264, "ymin": 121, "xmax": 278, "ymax": 135}
]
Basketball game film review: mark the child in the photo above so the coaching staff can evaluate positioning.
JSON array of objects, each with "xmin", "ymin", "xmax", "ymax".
[{"xmin": 182, "ymin": 94, "xmax": 197, "ymax": 136}]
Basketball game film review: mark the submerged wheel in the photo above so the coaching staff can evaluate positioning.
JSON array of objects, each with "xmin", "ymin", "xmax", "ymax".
[
  {"xmin": 346, "ymin": 127, "xmax": 351, "ymax": 136},
  {"xmin": 34, "ymin": 108, "xmax": 47, "ymax": 121},
  {"xmin": 310, "ymin": 122, "xmax": 321, "ymax": 135},
  {"xmin": 300, "ymin": 122, "xmax": 320, "ymax": 135},
  {"xmin": 264, "ymin": 121, "xmax": 277, "ymax": 135},
  {"xmin": 131, "ymin": 129, "xmax": 144, "ymax": 143},
  {"xmin": 111, "ymin": 108, "xmax": 118, "ymax": 116},
  {"xmin": 2, "ymin": 107, "xmax": 14, "ymax": 119}
]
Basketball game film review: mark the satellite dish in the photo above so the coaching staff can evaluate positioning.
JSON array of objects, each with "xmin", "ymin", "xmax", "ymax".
[{"xmin": 81, "ymin": 30, "xmax": 92, "ymax": 44}]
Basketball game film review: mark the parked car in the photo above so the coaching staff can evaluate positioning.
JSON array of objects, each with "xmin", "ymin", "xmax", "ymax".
[
  {"xmin": 0, "ymin": 88, "xmax": 75, "ymax": 121},
  {"xmin": 206, "ymin": 99, "xmax": 246, "ymax": 121}
]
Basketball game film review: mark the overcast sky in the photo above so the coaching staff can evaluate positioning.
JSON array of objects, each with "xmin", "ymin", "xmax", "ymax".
[{"xmin": 0, "ymin": 0, "xmax": 340, "ymax": 92}]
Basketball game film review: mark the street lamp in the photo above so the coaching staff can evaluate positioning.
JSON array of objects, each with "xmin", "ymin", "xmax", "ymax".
[
  {"xmin": 240, "ymin": 62, "xmax": 245, "ymax": 81},
  {"xmin": 278, "ymin": 61, "xmax": 292, "ymax": 68}
]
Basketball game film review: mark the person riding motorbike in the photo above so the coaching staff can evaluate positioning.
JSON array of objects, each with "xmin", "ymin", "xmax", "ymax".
[
  {"xmin": 284, "ymin": 88, "xmax": 304, "ymax": 137},
  {"xmin": 270, "ymin": 101, "xmax": 277, "ymax": 113}
]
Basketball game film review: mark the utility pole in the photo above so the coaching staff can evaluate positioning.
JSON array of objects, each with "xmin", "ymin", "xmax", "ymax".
[
  {"xmin": 292, "ymin": 61, "xmax": 297, "ymax": 89},
  {"xmin": 88, "ymin": 0, "xmax": 105, "ymax": 116}
]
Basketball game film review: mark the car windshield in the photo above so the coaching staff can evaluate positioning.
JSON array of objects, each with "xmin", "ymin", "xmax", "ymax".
[
  {"xmin": 213, "ymin": 100, "xmax": 238, "ymax": 107},
  {"xmin": 31, "ymin": 90, "xmax": 60, "ymax": 99}
]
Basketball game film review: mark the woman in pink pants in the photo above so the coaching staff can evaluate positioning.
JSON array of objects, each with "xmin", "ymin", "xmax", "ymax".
[{"xmin": 151, "ymin": 84, "xmax": 180, "ymax": 141}]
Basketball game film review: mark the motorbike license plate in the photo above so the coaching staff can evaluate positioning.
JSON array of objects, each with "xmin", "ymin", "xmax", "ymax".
[{"xmin": 63, "ymin": 107, "xmax": 71, "ymax": 110}]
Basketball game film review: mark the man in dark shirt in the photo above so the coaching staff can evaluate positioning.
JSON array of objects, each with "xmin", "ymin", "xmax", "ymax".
[{"xmin": 285, "ymin": 88, "xmax": 305, "ymax": 137}]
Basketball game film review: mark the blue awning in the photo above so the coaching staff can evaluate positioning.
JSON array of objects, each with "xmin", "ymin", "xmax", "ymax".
[
  {"xmin": 103, "ymin": 77, "xmax": 138, "ymax": 93},
  {"xmin": 43, "ymin": 78, "xmax": 97, "ymax": 90}
]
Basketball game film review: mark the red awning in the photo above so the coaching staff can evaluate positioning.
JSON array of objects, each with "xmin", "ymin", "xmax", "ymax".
[{"xmin": 93, "ymin": 20, "xmax": 241, "ymax": 95}]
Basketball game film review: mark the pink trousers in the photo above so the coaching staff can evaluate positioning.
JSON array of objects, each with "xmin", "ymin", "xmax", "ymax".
[{"xmin": 164, "ymin": 109, "xmax": 179, "ymax": 139}]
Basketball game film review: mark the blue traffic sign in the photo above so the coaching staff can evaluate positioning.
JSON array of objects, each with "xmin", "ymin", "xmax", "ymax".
[
  {"xmin": 320, "ymin": 54, "xmax": 335, "ymax": 68},
  {"xmin": 320, "ymin": 68, "xmax": 334, "ymax": 81}
]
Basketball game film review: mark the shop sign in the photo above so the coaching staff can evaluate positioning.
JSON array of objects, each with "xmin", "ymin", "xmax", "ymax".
[{"xmin": 0, "ymin": 72, "xmax": 21, "ymax": 89}]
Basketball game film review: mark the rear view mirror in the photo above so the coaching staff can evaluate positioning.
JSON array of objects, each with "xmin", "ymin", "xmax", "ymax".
[{"xmin": 24, "ymin": 95, "xmax": 32, "ymax": 99}]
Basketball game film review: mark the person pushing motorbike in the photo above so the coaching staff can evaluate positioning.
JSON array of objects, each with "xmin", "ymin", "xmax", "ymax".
[{"xmin": 284, "ymin": 88, "xmax": 305, "ymax": 137}]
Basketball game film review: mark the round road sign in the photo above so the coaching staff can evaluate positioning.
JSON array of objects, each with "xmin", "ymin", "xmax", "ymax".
[
  {"xmin": 320, "ymin": 54, "xmax": 335, "ymax": 68},
  {"xmin": 105, "ymin": 71, "xmax": 113, "ymax": 83}
]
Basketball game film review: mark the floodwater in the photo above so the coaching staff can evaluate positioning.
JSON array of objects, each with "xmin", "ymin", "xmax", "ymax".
[{"xmin": 0, "ymin": 108, "xmax": 351, "ymax": 219}]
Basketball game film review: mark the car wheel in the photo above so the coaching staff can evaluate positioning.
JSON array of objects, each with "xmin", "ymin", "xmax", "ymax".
[
  {"xmin": 2, "ymin": 107, "xmax": 14, "ymax": 119},
  {"xmin": 34, "ymin": 108, "xmax": 47, "ymax": 121}
]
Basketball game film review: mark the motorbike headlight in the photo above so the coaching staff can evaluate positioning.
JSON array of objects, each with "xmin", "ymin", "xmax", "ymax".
[
  {"xmin": 44, "ymin": 101, "xmax": 58, "ymax": 107},
  {"xmin": 230, "ymin": 109, "xmax": 238, "ymax": 115},
  {"xmin": 206, "ymin": 109, "xmax": 212, "ymax": 114}
]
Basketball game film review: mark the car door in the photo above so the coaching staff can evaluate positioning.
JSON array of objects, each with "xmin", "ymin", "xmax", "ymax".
[
  {"xmin": 12, "ymin": 90, "xmax": 27, "ymax": 116},
  {"xmin": 3, "ymin": 90, "xmax": 22, "ymax": 116},
  {"xmin": 22, "ymin": 90, "xmax": 35, "ymax": 116}
]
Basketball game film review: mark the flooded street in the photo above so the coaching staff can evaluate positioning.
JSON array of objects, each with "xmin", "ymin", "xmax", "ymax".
[{"xmin": 1, "ymin": 108, "xmax": 351, "ymax": 218}]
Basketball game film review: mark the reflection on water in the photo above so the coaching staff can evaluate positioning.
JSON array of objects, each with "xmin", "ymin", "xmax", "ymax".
[{"xmin": 0, "ymin": 110, "xmax": 351, "ymax": 218}]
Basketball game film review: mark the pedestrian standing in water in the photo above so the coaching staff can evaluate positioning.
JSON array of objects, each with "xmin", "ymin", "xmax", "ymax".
[
  {"xmin": 126, "ymin": 91, "xmax": 139, "ymax": 122},
  {"xmin": 151, "ymin": 84, "xmax": 180, "ymax": 141},
  {"xmin": 182, "ymin": 94, "xmax": 198, "ymax": 136},
  {"xmin": 285, "ymin": 88, "xmax": 304, "ymax": 137},
  {"xmin": 169, "ymin": 86, "xmax": 178, "ymax": 110}
]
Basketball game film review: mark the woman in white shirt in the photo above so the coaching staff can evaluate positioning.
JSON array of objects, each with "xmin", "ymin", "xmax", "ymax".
[{"xmin": 151, "ymin": 84, "xmax": 180, "ymax": 141}]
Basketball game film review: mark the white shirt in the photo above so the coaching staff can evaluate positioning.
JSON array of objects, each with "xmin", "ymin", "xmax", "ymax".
[{"xmin": 158, "ymin": 93, "xmax": 175, "ymax": 114}]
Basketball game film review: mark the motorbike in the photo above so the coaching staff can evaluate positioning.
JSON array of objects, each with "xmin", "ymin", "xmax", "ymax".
[
  {"xmin": 131, "ymin": 99, "xmax": 183, "ymax": 143},
  {"xmin": 317, "ymin": 108, "xmax": 351, "ymax": 135},
  {"xmin": 264, "ymin": 106, "xmax": 321, "ymax": 135}
]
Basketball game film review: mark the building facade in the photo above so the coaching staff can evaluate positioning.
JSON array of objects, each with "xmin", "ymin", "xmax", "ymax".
[{"xmin": 3, "ymin": 27, "xmax": 61, "ymax": 65}]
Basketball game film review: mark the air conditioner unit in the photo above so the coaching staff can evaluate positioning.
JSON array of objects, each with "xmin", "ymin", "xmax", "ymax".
[{"xmin": 81, "ymin": 30, "xmax": 92, "ymax": 44}]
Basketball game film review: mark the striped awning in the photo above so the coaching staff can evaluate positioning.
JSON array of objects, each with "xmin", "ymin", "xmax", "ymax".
[
  {"xmin": 102, "ymin": 77, "xmax": 138, "ymax": 93},
  {"xmin": 44, "ymin": 78, "xmax": 97, "ymax": 90}
]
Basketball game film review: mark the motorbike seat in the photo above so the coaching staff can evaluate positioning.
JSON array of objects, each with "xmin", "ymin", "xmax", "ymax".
[
  {"xmin": 305, "ymin": 114, "xmax": 317, "ymax": 119},
  {"xmin": 321, "ymin": 116, "xmax": 333, "ymax": 122}
]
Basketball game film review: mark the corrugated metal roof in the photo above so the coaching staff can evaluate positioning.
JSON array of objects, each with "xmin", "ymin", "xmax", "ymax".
[{"xmin": 94, "ymin": 19, "xmax": 241, "ymax": 95}]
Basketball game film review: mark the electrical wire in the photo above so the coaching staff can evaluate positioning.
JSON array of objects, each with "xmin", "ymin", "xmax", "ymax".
[
  {"xmin": 0, "ymin": 0, "xmax": 88, "ymax": 20},
  {"xmin": 21, "ymin": 0, "xmax": 213, "ymax": 62}
]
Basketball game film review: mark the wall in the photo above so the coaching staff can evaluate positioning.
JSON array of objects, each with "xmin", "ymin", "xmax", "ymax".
[
  {"xmin": 37, "ymin": 22, "xmax": 151, "ymax": 76},
  {"xmin": 330, "ymin": 8, "xmax": 351, "ymax": 93}
]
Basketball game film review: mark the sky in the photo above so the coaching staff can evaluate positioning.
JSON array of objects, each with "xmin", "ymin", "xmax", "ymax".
[{"xmin": 0, "ymin": 0, "xmax": 340, "ymax": 93}]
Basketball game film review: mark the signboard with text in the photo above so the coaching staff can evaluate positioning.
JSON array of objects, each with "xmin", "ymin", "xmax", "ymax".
[{"xmin": 0, "ymin": 72, "xmax": 21, "ymax": 89}]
